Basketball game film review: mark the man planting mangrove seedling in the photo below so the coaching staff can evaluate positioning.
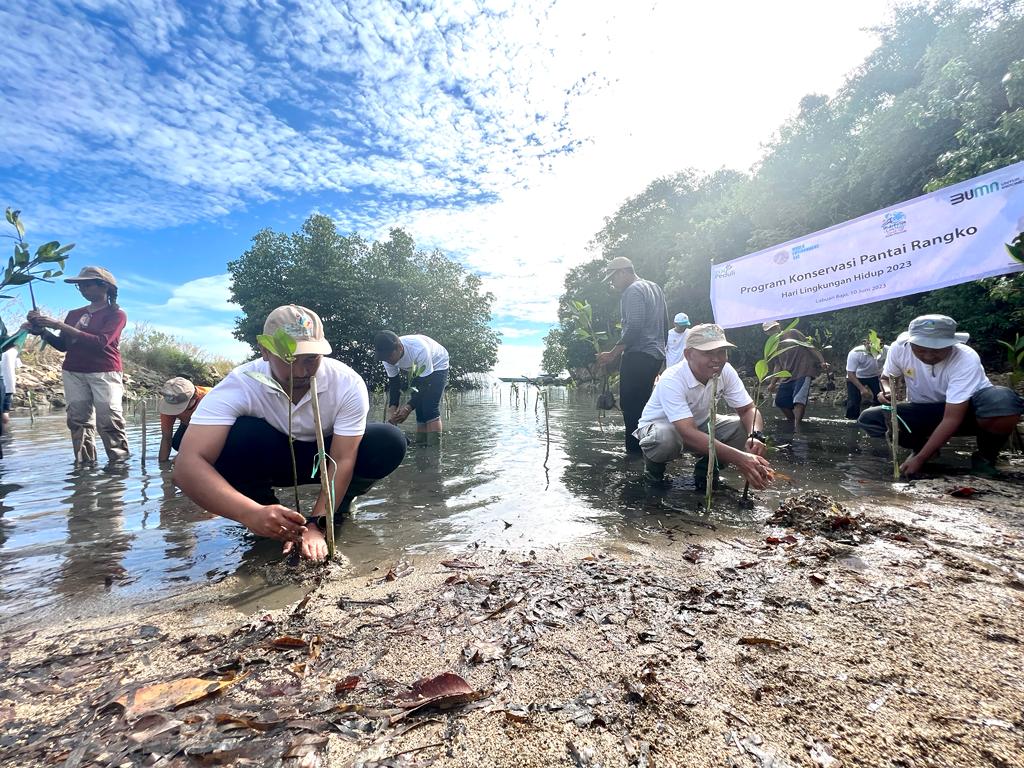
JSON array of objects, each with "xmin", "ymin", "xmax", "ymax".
[
  {"xmin": 858, "ymin": 314, "xmax": 1024, "ymax": 478},
  {"xmin": 844, "ymin": 333, "xmax": 888, "ymax": 420},
  {"xmin": 373, "ymin": 330, "xmax": 449, "ymax": 443},
  {"xmin": 665, "ymin": 312, "xmax": 691, "ymax": 368},
  {"xmin": 174, "ymin": 306, "xmax": 407, "ymax": 561},
  {"xmin": 158, "ymin": 376, "xmax": 210, "ymax": 462},
  {"xmin": 633, "ymin": 323, "xmax": 775, "ymax": 491},
  {"xmin": 595, "ymin": 256, "xmax": 668, "ymax": 454},
  {"xmin": 762, "ymin": 320, "xmax": 828, "ymax": 431}
]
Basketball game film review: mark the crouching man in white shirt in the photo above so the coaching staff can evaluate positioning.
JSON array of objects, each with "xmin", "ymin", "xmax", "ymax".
[
  {"xmin": 633, "ymin": 323, "xmax": 775, "ymax": 492},
  {"xmin": 858, "ymin": 314, "xmax": 1023, "ymax": 478},
  {"xmin": 174, "ymin": 305, "xmax": 407, "ymax": 561}
]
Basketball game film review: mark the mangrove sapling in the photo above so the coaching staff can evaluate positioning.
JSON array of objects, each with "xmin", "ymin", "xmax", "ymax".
[
  {"xmin": 309, "ymin": 376, "xmax": 337, "ymax": 558},
  {"xmin": 569, "ymin": 300, "xmax": 618, "ymax": 411},
  {"xmin": 997, "ymin": 333, "xmax": 1024, "ymax": 388},
  {"xmin": 1, "ymin": 208, "xmax": 74, "ymax": 301},
  {"xmin": 740, "ymin": 321, "xmax": 803, "ymax": 504}
]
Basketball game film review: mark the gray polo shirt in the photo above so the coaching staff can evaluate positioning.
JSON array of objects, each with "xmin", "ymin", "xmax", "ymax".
[{"xmin": 618, "ymin": 278, "xmax": 668, "ymax": 359}]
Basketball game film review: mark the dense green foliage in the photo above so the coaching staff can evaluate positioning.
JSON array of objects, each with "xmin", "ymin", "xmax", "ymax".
[
  {"xmin": 228, "ymin": 215, "xmax": 499, "ymax": 388},
  {"xmin": 120, "ymin": 325, "xmax": 227, "ymax": 385},
  {"xmin": 546, "ymin": 1, "xmax": 1024, "ymax": 375}
]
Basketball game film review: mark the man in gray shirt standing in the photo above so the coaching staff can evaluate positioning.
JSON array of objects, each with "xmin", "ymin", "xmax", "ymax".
[{"xmin": 596, "ymin": 256, "xmax": 668, "ymax": 454}]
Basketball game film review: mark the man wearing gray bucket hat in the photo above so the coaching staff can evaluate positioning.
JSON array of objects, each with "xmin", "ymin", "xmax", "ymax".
[
  {"xmin": 634, "ymin": 324, "xmax": 775, "ymax": 490},
  {"xmin": 858, "ymin": 314, "xmax": 1023, "ymax": 477}
]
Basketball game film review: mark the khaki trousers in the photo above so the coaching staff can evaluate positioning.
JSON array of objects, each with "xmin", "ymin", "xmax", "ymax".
[
  {"xmin": 634, "ymin": 414, "xmax": 747, "ymax": 464},
  {"xmin": 62, "ymin": 371, "xmax": 130, "ymax": 463}
]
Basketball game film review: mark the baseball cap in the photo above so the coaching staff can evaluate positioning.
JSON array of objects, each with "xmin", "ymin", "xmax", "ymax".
[
  {"xmin": 762, "ymin": 321, "xmax": 781, "ymax": 332},
  {"xmin": 263, "ymin": 305, "xmax": 332, "ymax": 355},
  {"xmin": 673, "ymin": 312, "xmax": 690, "ymax": 326},
  {"xmin": 64, "ymin": 266, "xmax": 117, "ymax": 287},
  {"xmin": 907, "ymin": 314, "xmax": 969, "ymax": 349},
  {"xmin": 685, "ymin": 323, "xmax": 736, "ymax": 351},
  {"xmin": 158, "ymin": 377, "xmax": 197, "ymax": 416},
  {"xmin": 601, "ymin": 256, "xmax": 634, "ymax": 278}
]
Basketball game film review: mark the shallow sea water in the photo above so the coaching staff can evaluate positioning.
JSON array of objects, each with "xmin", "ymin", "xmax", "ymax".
[{"xmin": 0, "ymin": 382, "xmax": 974, "ymax": 628}]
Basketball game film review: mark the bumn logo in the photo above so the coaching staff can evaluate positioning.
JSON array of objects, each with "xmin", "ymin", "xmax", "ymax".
[{"xmin": 951, "ymin": 180, "xmax": 999, "ymax": 205}]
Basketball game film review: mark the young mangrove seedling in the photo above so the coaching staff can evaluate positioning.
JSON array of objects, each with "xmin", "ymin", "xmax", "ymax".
[{"xmin": 741, "ymin": 319, "xmax": 805, "ymax": 504}]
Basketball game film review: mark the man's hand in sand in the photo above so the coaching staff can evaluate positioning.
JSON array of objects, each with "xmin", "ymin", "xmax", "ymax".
[
  {"xmin": 735, "ymin": 453, "xmax": 774, "ymax": 490},
  {"xmin": 242, "ymin": 504, "xmax": 307, "ymax": 545},
  {"xmin": 284, "ymin": 525, "xmax": 329, "ymax": 561}
]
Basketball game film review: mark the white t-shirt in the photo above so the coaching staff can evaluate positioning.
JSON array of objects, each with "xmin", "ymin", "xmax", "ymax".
[
  {"xmin": 382, "ymin": 334, "xmax": 449, "ymax": 379},
  {"xmin": 1, "ymin": 348, "xmax": 18, "ymax": 395},
  {"xmin": 846, "ymin": 344, "xmax": 888, "ymax": 379},
  {"xmin": 191, "ymin": 358, "xmax": 369, "ymax": 440},
  {"xmin": 882, "ymin": 334, "xmax": 990, "ymax": 404},
  {"xmin": 665, "ymin": 329, "xmax": 689, "ymax": 368},
  {"xmin": 639, "ymin": 360, "xmax": 752, "ymax": 427}
]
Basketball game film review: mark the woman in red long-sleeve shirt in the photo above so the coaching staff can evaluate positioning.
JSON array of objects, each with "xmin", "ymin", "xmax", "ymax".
[{"xmin": 25, "ymin": 266, "xmax": 130, "ymax": 465}]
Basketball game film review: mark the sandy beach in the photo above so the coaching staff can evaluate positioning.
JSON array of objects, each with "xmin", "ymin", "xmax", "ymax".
[{"xmin": 3, "ymin": 458, "xmax": 1023, "ymax": 768}]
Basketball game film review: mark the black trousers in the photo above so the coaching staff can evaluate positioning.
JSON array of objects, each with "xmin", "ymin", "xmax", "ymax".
[
  {"xmin": 213, "ymin": 417, "xmax": 407, "ymax": 505},
  {"xmin": 619, "ymin": 351, "xmax": 664, "ymax": 454},
  {"xmin": 845, "ymin": 376, "xmax": 881, "ymax": 420}
]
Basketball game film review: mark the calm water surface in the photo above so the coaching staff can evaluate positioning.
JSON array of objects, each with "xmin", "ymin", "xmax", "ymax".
[{"xmin": 0, "ymin": 383, "xmax": 933, "ymax": 627}]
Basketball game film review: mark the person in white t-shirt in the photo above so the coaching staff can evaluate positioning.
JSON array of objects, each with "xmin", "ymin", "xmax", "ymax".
[
  {"xmin": 374, "ymin": 331, "xmax": 450, "ymax": 442},
  {"xmin": 633, "ymin": 323, "xmax": 775, "ymax": 491},
  {"xmin": 665, "ymin": 312, "xmax": 691, "ymax": 368},
  {"xmin": 1, "ymin": 345, "xmax": 19, "ymax": 427},
  {"xmin": 844, "ymin": 336, "xmax": 888, "ymax": 419},
  {"xmin": 858, "ymin": 314, "xmax": 1023, "ymax": 477},
  {"xmin": 174, "ymin": 306, "xmax": 407, "ymax": 561}
]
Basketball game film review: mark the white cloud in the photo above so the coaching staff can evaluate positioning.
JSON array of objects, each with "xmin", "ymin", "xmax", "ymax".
[{"xmin": 2, "ymin": 0, "xmax": 895, "ymax": 355}]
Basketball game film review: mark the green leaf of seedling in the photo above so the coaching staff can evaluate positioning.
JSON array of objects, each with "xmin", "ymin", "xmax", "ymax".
[
  {"xmin": 35, "ymin": 241, "xmax": 59, "ymax": 259},
  {"xmin": 754, "ymin": 359, "xmax": 769, "ymax": 382},
  {"xmin": 54, "ymin": 243, "xmax": 75, "ymax": 256},
  {"xmin": 4, "ymin": 208, "xmax": 15, "ymax": 226},
  {"xmin": 766, "ymin": 370, "xmax": 790, "ymax": 380},
  {"xmin": 574, "ymin": 328, "xmax": 590, "ymax": 338},
  {"xmin": 14, "ymin": 217, "xmax": 24, "ymax": 239},
  {"xmin": 5, "ymin": 273, "xmax": 32, "ymax": 285},
  {"xmin": 784, "ymin": 318, "xmax": 800, "ymax": 332},
  {"xmin": 764, "ymin": 336, "xmax": 778, "ymax": 360},
  {"xmin": 244, "ymin": 370, "xmax": 288, "ymax": 396}
]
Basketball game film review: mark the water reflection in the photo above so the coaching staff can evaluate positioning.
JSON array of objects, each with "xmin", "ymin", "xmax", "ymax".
[{"xmin": 0, "ymin": 386, "xmax": 942, "ymax": 627}]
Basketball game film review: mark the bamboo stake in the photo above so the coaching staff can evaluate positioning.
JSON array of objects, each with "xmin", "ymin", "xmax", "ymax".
[
  {"xmin": 889, "ymin": 376, "xmax": 901, "ymax": 479},
  {"xmin": 705, "ymin": 375, "xmax": 719, "ymax": 514},
  {"xmin": 310, "ymin": 377, "xmax": 335, "ymax": 559},
  {"xmin": 140, "ymin": 399, "xmax": 147, "ymax": 467},
  {"xmin": 28, "ymin": 390, "xmax": 35, "ymax": 425}
]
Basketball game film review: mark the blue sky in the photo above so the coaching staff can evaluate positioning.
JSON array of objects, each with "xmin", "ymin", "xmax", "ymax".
[{"xmin": 1, "ymin": 0, "xmax": 894, "ymax": 375}]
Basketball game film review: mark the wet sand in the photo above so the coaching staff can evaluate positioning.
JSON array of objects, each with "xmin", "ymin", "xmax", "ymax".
[{"xmin": 3, "ymin": 462, "xmax": 1023, "ymax": 767}]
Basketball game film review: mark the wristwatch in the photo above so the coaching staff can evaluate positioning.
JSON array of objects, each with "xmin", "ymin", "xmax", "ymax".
[{"xmin": 748, "ymin": 430, "xmax": 766, "ymax": 442}]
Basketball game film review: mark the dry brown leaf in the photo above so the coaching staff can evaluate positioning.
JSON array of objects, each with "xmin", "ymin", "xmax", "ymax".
[
  {"xmin": 114, "ymin": 676, "xmax": 239, "ymax": 719},
  {"xmin": 395, "ymin": 672, "xmax": 479, "ymax": 710},
  {"xmin": 272, "ymin": 636, "xmax": 308, "ymax": 649},
  {"xmin": 440, "ymin": 558, "xmax": 484, "ymax": 569}
]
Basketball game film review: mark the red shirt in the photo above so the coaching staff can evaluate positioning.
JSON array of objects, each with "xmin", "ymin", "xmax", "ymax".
[{"xmin": 58, "ymin": 305, "xmax": 127, "ymax": 373}]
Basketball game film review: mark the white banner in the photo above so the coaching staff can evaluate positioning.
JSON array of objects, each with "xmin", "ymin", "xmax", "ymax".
[{"xmin": 710, "ymin": 161, "xmax": 1024, "ymax": 328}]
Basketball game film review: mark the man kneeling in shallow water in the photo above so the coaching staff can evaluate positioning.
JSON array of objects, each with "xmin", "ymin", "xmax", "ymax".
[
  {"xmin": 858, "ymin": 314, "xmax": 1023, "ymax": 478},
  {"xmin": 173, "ymin": 306, "xmax": 406, "ymax": 561}
]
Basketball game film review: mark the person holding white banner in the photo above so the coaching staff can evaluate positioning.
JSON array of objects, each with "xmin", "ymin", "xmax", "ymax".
[
  {"xmin": 633, "ymin": 324, "xmax": 774, "ymax": 491},
  {"xmin": 858, "ymin": 315, "xmax": 1023, "ymax": 477}
]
